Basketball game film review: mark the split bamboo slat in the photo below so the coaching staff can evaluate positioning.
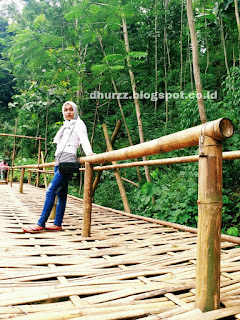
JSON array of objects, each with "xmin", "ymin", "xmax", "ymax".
[{"xmin": 1, "ymin": 183, "xmax": 240, "ymax": 319}]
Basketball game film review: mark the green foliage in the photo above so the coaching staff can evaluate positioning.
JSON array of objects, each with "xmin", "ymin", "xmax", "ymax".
[
  {"xmin": 133, "ymin": 165, "xmax": 198, "ymax": 227},
  {"xmin": 227, "ymin": 227, "xmax": 239, "ymax": 237}
]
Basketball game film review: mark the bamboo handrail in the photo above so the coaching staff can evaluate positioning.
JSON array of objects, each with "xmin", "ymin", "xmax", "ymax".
[
  {"xmin": 80, "ymin": 118, "xmax": 233, "ymax": 165},
  {"xmin": 102, "ymin": 123, "xmax": 131, "ymax": 213},
  {"xmin": 92, "ymin": 120, "xmax": 122, "ymax": 195},
  {"xmin": 0, "ymin": 133, "xmax": 45, "ymax": 140},
  {"xmin": 92, "ymin": 150, "xmax": 240, "ymax": 170},
  {"xmin": 11, "ymin": 150, "xmax": 240, "ymax": 172}
]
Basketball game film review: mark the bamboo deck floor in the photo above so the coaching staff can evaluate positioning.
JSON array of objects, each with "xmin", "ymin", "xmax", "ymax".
[{"xmin": 1, "ymin": 183, "xmax": 240, "ymax": 319}]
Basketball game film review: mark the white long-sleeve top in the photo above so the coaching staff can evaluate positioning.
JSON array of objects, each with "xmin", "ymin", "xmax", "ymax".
[{"xmin": 54, "ymin": 118, "xmax": 93, "ymax": 157}]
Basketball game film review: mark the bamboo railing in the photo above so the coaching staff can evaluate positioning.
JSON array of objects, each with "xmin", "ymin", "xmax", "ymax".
[{"xmin": 8, "ymin": 117, "xmax": 239, "ymax": 313}]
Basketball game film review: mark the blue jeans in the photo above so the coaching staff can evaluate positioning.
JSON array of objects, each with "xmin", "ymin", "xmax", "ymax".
[{"xmin": 38, "ymin": 166, "xmax": 72, "ymax": 227}]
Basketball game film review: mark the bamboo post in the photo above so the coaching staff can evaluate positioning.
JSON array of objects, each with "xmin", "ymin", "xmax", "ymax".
[
  {"xmin": 49, "ymin": 197, "xmax": 57, "ymax": 220},
  {"xmin": 6, "ymin": 168, "xmax": 9, "ymax": 183},
  {"xmin": 195, "ymin": 135, "xmax": 223, "ymax": 312},
  {"xmin": 82, "ymin": 162, "xmax": 93, "ymax": 237},
  {"xmin": 102, "ymin": 124, "xmax": 131, "ymax": 213},
  {"xmin": 10, "ymin": 119, "xmax": 17, "ymax": 187},
  {"xmin": 28, "ymin": 170, "xmax": 32, "ymax": 184},
  {"xmin": 10, "ymin": 168, "xmax": 14, "ymax": 186},
  {"xmin": 36, "ymin": 136, "xmax": 42, "ymax": 187},
  {"xmin": 19, "ymin": 168, "xmax": 25, "ymax": 193},
  {"xmin": 41, "ymin": 151, "xmax": 48, "ymax": 189},
  {"xmin": 92, "ymin": 120, "xmax": 122, "ymax": 195}
]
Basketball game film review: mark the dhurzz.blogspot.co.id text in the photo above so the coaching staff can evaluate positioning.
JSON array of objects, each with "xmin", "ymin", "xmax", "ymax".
[{"xmin": 89, "ymin": 90, "xmax": 218, "ymax": 102}]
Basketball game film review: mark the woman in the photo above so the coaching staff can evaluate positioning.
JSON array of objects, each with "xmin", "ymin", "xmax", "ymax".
[
  {"xmin": 0, "ymin": 160, "xmax": 8, "ymax": 181},
  {"xmin": 22, "ymin": 101, "xmax": 95, "ymax": 233}
]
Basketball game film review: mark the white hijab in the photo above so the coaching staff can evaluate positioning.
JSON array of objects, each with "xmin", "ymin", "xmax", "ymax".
[{"xmin": 53, "ymin": 101, "xmax": 87, "ymax": 144}]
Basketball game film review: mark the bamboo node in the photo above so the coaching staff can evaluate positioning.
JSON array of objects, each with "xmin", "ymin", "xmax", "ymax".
[{"xmin": 197, "ymin": 201, "xmax": 223, "ymax": 207}]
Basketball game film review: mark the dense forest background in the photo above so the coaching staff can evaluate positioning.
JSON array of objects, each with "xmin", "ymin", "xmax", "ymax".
[{"xmin": 0, "ymin": 0, "xmax": 240, "ymax": 235}]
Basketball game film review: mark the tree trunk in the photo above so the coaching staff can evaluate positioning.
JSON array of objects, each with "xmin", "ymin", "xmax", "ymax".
[
  {"xmin": 219, "ymin": 15, "xmax": 230, "ymax": 75},
  {"xmin": 186, "ymin": 0, "xmax": 207, "ymax": 124},
  {"xmin": 164, "ymin": 0, "xmax": 169, "ymax": 126},
  {"xmin": 97, "ymin": 34, "xmax": 141, "ymax": 181},
  {"xmin": 180, "ymin": 0, "xmax": 184, "ymax": 90},
  {"xmin": 164, "ymin": 0, "xmax": 171, "ymax": 67},
  {"xmin": 188, "ymin": 30, "xmax": 194, "ymax": 91},
  {"xmin": 203, "ymin": 1, "xmax": 209, "ymax": 74},
  {"xmin": 154, "ymin": 0, "xmax": 158, "ymax": 113},
  {"xmin": 45, "ymin": 104, "xmax": 48, "ymax": 155},
  {"xmin": 233, "ymin": 43, "xmax": 236, "ymax": 68},
  {"xmin": 121, "ymin": 13, "xmax": 151, "ymax": 182},
  {"xmin": 234, "ymin": 0, "xmax": 240, "ymax": 66}
]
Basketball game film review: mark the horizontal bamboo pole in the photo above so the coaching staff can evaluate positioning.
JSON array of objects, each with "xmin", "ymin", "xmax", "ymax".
[
  {"xmin": 0, "ymin": 133, "xmax": 45, "ymax": 140},
  {"xmin": 28, "ymin": 169, "xmax": 55, "ymax": 174},
  {"xmin": 93, "ymin": 150, "xmax": 240, "ymax": 171},
  {"xmin": 13, "ymin": 162, "xmax": 55, "ymax": 169},
  {"xmin": 94, "ymin": 155, "xmax": 199, "ymax": 171},
  {"xmin": 12, "ymin": 163, "xmax": 85, "ymax": 170},
  {"xmin": 9, "ymin": 150, "xmax": 240, "ymax": 172},
  {"xmin": 80, "ymin": 118, "xmax": 233, "ymax": 165}
]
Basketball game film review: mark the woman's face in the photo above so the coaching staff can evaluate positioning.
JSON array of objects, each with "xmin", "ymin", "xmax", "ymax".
[{"xmin": 64, "ymin": 103, "xmax": 75, "ymax": 120}]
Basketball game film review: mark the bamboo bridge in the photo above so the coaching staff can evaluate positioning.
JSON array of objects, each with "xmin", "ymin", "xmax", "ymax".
[{"xmin": 1, "ymin": 118, "xmax": 240, "ymax": 319}]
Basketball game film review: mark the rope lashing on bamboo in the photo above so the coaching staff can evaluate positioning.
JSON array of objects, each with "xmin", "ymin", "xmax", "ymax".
[{"xmin": 199, "ymin": 122, "xmax": 208, "ymax": 156}]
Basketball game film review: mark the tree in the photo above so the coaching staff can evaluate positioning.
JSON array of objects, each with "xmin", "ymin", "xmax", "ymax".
[
  {"xmin": 121, "ymin": 12, "xmax": 151, "ymax": 182},
  {"xmin": 0, "ymin": 17, "xmax": 15, "ymax": 121},
  {"xmin": 186, "ymin": 0, "xmax": 207, "ymax": 123}
]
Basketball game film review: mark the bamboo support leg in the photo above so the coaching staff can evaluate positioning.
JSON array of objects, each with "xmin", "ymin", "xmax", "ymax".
[
  {"xmin": 36, "ymin": 170, "xmax": 40, "ymax": 187},
  {"xmin": 6, "ymin": 168, "xmax": 9, "ymax": 183},
  {"xmin": 10, "ymin": 169, "xmax": 13, "ymax": 187},
  {"xmin": 28, "ymin": 170, "xmax": 32, "ymax": 184},
  {"xmin": 19, "ymin": 168, "xmax": 25, "ymax": 193},
  {"xmin": 41, "ymin": 151, "xmax": 48, "ymax": 189},
  {"xmin": 92, "ymin": 120, "xmax": 122, "ymax": 195},
  {"xmin": 49, "ymin": 196, "xmax": 57, "ymax": 220},
  {"xmin": 102, "ymin": 124, "xmax": 131, "ymax": 213},
  {"xmin": 82, "ymin": 162, "xmax": 93, "ymax": 237},
  {"xmin": 196, "ymin": 135, "xmax": 222, "ymax": 312},
  {"xmin": 36, "ymin": 136, "xmax": 42, "ymax": 187}
]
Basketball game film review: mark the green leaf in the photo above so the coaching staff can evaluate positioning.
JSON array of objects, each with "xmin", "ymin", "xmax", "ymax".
[
  {"xmin": 92, "ymin": 64, "xmax": 108, "ymax": 75},
  {"xmin": 128, "ymin": 51, "xmax": 148, "ymax": 59},
  {"xmin": 103, "ymin": 54, "xmax": 125, "ymax": 63},
  {"xmin": 33, "ymin": 14, "xmax": 46, "ymax": 29},
  {"xmin": 110, "ymin": 65, "xmax": 124, "ymax": 71}
]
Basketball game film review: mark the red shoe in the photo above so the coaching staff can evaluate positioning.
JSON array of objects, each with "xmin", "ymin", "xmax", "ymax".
[
  {"xmin": 22, "ymin": 225, "xmax": 46, "ymax": 233},
  {"xmin": 46, "ymin": 225, "xmax": 62, "ymax": 231}
]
